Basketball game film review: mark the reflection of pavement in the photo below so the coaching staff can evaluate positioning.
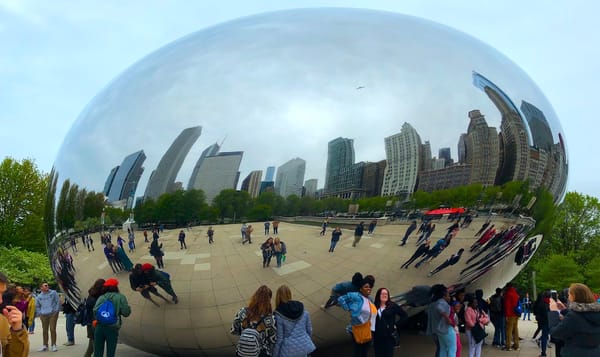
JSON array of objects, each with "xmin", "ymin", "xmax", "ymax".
[
  {"xmin": 66, "ymin": 217, "xmax": 535, "ymax": 354},
  {"xmin": 27, "ymin": 313, "xmax": 546, "ymax": 356}
]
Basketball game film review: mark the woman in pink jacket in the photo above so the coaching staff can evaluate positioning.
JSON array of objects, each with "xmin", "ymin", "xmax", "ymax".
[{"xmin": 464, "ymin": 295, "xmax": 489, "ymax": 357}]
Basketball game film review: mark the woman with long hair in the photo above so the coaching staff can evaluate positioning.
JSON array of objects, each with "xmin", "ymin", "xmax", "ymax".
[
  {"xmin": 464, "ymin": 295, "xmax": 489, "ymax": 357},
  {"xmin": 83, "ymin": 279, "xmax": 105, "ymax": 357},
  {"xmin": 261, "ymin": 238, "xmax": 274, "ymax": 268},
  {"xmin": 272, "ymin": 285, "xmax": 315, "ymax": 357},
  {"xmin": 372, "ymin": 287, "xmax": 408, "ymax": 357},
  {"xmin": 231, "ymin": 285, "xmax": 277, "ymax": 356},
  {"xmin": 550, "ymin": 283, "xmax": 600, "ymax": 357}
]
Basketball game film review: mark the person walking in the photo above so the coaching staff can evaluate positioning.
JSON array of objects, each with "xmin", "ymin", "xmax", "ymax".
[
  {"xmin": 533, "ymin": 290, "xmax": 550, "ymax": 357},
  {"xmin": 272, "ymin": 285, "xmax": 315, "ymax": 357},
  {"xmin": 372, "ymin": 287, "xmax": 408, "ymax": 357},
  {"xmin": 549, "ymin": 283, "xmax": 600, "ymax": 357},
  {"xmin": 352, "ymin": 222, "xmax": 365, "ymax": 247},
  {"xmin": 399, "ymin": 220, "xmax": 417, "ymax": 246},
  {"xmin": 93, "ymin": 278, "xmax": 131, "ymax": 357},
  {"xmin": 230, "ymin": 285, "xmax": 277, "ymax": 357},
  {"xmin": 338, "ymin": 276, "xmax": 377, "ymax": 357},
  {"xmin": 35, "ymin": 281, "xmax": 60, "ymax": 352},
  {"xmin": 401, "ymin": 240, "xmax": 430, "ymax": 269},
  {"xmin": 149, "ymin": 237, "xmax": 165, "ymax": 269},
  {"xmin": 207, "ymin": 226, "xmax": 215, "ymax": 244},
  {"xmin": 329, "ymin": 227, "xmax": 342, "ymax": 252}
]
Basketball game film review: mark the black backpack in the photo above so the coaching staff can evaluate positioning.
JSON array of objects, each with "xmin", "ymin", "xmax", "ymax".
[
  {"xmin": 74, "ymin": 298, "xmax": 89, "ymax": 326},
  {"xmin": 490, "ymin": 295, "xmax": 502, "ymax": 314}
]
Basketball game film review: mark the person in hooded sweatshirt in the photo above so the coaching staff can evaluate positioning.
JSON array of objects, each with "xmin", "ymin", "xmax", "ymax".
[
  {"xmin": 549, "ymin": 283, "xmax": 600, "ymax": 357},
  {"xmin": 272, "ymin": 285, "xmax": 315, "ymax": 357}
]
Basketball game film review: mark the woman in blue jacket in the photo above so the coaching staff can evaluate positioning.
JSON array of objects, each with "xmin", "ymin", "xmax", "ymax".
[{"xmin": 272, "ymin": 285, "xmax": 315, "ymax": 357}]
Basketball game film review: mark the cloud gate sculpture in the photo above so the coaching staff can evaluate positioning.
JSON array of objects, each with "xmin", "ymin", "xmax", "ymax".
[{"xmin": 46, "ymin": 8, "xmax": 567, "ymax": 356}]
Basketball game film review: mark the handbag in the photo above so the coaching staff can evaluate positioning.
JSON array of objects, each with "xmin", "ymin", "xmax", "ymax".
[
  {"xmin": 352, "ymin": 320, "xmax": 372, "ymax": 344},
  {"xmin": 471, "ymin": 320, "xmax": 487, "ymax": 343}
]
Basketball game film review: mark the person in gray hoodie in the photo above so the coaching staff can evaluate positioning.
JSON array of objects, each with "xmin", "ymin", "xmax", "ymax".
[
  {"xmin": 549, "ymin": 283, "xmax": 600, "ymax": 357},
  {"xmin": 272, "ymin": 285, "xmax": 315, "ymax": 357}
]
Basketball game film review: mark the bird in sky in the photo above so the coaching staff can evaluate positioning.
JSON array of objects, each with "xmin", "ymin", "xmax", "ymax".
[{"xmin": 356, "ymin": 86, "xmax": 365, "ymax": 90}]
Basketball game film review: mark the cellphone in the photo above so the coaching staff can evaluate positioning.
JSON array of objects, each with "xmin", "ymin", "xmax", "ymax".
[{"xmin": 551, "ymin": 291, "xmax": 558, "ymax": 300}]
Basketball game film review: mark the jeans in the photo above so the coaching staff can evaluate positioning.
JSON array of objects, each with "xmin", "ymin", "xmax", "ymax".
[
  {"xmin": 436, "ymin": 326, "xmax": 457, "ymax": 357},
  {"xmin": 491, "ymin": 314, "xmax": 505, "ymax": 346},
  {"xmin": 274, "ymin": 253, "xmax": 282, "ymax": 267},
  {"xmin": 523, "ymin": 307, "xmax": 531, "ymax": 320},
  {"xmin": 329, "ymin": 240, "xmax": 339, "ymax": 251},
  {"xmin": 65, "ymin": 312, "xmax": 75, "ymax": 342},
  {"xmin": 539, "ymin": 325, "xmax": 549, "ymax": 356}
]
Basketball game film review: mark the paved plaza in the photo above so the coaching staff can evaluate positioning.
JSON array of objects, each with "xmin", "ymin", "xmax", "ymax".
[
  {"xmin": 27, "ymin": 313, "xmax": 548, "ymax": 356},
  {"xmin": 56, "ymin": 216, "xmax": 535, "ymax": 355}
]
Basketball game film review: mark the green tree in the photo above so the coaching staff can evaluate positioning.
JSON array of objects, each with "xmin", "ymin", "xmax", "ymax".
[
  {"xmin": 535, "ymin": 254, "xmax": 584, "ymax": 292},
  {"xmin": 213, "ymin": 189, "xmax": 252, "ymax": 220},
  {"xmin": 0, "ymin": 158, "xmax": 48, "ymax": 252},
  {"xmin": 0, "ymin": 246, "xmax": 53, "ymax": 286}
]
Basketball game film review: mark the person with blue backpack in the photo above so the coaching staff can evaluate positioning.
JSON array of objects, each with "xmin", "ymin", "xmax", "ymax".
[{"xmin": 93, "ymin": 278, "xmax": 131, "ymax": 357}]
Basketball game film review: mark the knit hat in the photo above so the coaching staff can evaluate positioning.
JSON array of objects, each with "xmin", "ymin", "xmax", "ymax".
[
  {"xmin": 103, "ymin": 278, "xmax": 119, "ymax": 287},
  {"xmin": 141, "ymin": 263, "xmax": 154, "ymax": 272}
]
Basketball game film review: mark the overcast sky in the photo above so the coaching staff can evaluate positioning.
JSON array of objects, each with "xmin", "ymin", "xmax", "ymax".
[{"xmin": 1, "ymin": 0, "xmax": 598, "ymax": 198}]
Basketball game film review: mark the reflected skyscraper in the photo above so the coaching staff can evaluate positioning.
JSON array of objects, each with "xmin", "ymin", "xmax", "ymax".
[
  {"xmin": 466, "ymin": 110, "xmax": 499, "ymax": 186},
  {"xmin": 103, "ymin": 166, "xmax": 119, "ymax": 196},
  {"xmin": 275, "ymin": 158, "xmax": 306, "ymax": 198},
  {"xmin": 192, "ymin": 151, "xmax": 243, "ymax": 204},
  {"xmin": 439, "ymin": 147, "xmax": 452, "ymax": 167},
  {"xmin": 521, "ymin": 101, "xmax": 553, "ymax": 151},
  {"xmin": 381, "ymin": 122, "xmax": 422, "ymax": 197},
  {"xmin": 188, "ymin": 143, "xmax": 220, "ymax": 190},
  {"xmin": 144, "ymin": 126, "xmax": 202, "ymax": 200},
  {"xmin": 241, "ymin": 170, "xmax": 263, "ymax": 198},
  {"xmin": 106, "ymin": 150, "xmax": 146, "ymax": 208}
]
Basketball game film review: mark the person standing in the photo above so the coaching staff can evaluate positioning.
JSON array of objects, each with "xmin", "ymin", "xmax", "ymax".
[
  {"xmin": 338, "ymin": 276, "xmax": 377, "ymax": 357},
  {"xmin": 464, "ymin": 295, "xmax": 489, "ymax": 357},
  {"xmin": 320, "ymin": 220, "xmax": 327, "ymax": 236},
  {"xmin": 549, "ymin": 283, "xmax": 600, "ymax": 357},
  {"xmin": 272, "ymin": 285, "xmax": 315, "ymax": 357},
  {"xmin": 83, "ymin": 279, "xmax": 105, "ymax": 357},
  {"xmin": 178, "ymin": 230, "xmax": 187, "ymax": 249},
  {"xmin": 35, "ymin": 281, "xmax": 60, "ymax": 352},
  {"xmin": 367, "ymin": 220, "xmax": 377, "ymax": 235},
  {"xmin": 62, "ymin": 300, "xmax": 76, "ymax": 346},
  {"xmin": 329, "ymin": 227, "xmax": 342, "ymax": 252},
  {"xmin": 0, "ymin": 271, "xmax": 30, "ymax": 356},
  {"xmin": 272, "ymin": 221, "xmax": 280, "ymax": 235},
  {"xmin": 273, "ymin": 237, "xmax": 286, "ymax": 268},
  {"xmin": 488, "ymin": 287, "xmax": 505, "ymax": 348},
  {"xmin": 149, "ymin": 237, "xmax": 164, "ymax": 269},
  {"xmin": 93, "ymin": 278, "xmax": 131, "ymax": 357},
  {"xmin": 503, "ymin": 283, "xmax": 520, "ymax": 351},
  {"xmin": 261, "ymin": 238, "xmax": 274, "ymax": 268},
  {"xmin": 533, "ymin": 290, "xmax": 550, "ymax": 357},
  {"xmin": 522, "ymin": 292, "xmax": 531, "ymax": 320},
  {"xmin": 372, "ymin": 287, "xmax": 408, "ymax": 357},
  {"xmin": 426, "ymin": 284, "xmax": 457, "ymax": 357},
  {"xmin": 207, "ymin": 226, "xmax": 215, "ymax": 244},
  {"xmin": 264, "ymin": 221, "xmax": 271, "ymax": 235},
  {"xmin": 399, "ymin": 220, "xmax": 417, "ymax": 246},
  {"xmin": 240, "ymin": 223, "xmax": 248, "ymax": 243},
  {"xmin": 230, "ymin": 285, "xmax": 277, "ymax": 357},
  {"xmin": 23, "ymin": 287, "xmax": 36, "ymax": 334},
  {"xmin": 352, "ymin": 222, "xmax": 365, "ymax": 247}
]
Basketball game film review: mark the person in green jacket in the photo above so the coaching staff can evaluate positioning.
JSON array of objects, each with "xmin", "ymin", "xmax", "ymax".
[{"xmin": 93, "ymin": 278, "xmax": 131, "ymax": 357}]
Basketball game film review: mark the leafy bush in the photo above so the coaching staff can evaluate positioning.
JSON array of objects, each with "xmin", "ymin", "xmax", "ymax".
[{"xmin": 0, "ymin": 246, "xmax": 53, "ymax": 286}]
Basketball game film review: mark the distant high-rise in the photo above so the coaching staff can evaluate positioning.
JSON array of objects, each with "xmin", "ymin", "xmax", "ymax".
[
  {"xmin": 187, "ymin": 143, "xmax": 220, "ymax": 190},
  {"xmin": 103, "ymin": 166, "xmax": 119, "ymax": 196},
  {"xmin": 275, "ymin": 158, "xmax": 306, "ymax": 198},
  {"xmin": 265, "ymin": 166, "xmax": 276, "ymax": 182},
  {"xmin": 381, "ymin": 122, "xmax": 421, "ymax": 197},
  {"xmin": 466, "ymin": 110, "xmax": 499, "ymax": 186},
  {"xmin": 473, "ymin": 72, "xmax": 530, "ymax": 185},
  {"xmin": 107, "ymin": 150, "xmax": 146, "ymax": 208},
  {"xmin": 144, "ymin": 126, "xmax": 202, "ymax": 200},
  {"xmin": 191, "ymin": 151, "xmax": 243, "ymax": 204},
  {"xmin": 325, "ymin": 137, "xmax": 355, "ymax": 193},
  {"xmin": 304, "ymin": 179, "xmax": 318, "ymax": 198},
  {"xmin": 241, "ymin": 170, "xmax": 263, "ymax": 198},
  {"xmin": 438, "ymin": 148, "xmax": 452, "ymax": 167},
  {"xmin": 361, "ymin": 160, "xmax": 386, "ymax": 197}
]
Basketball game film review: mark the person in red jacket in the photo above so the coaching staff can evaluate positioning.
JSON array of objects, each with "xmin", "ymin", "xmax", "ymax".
[{"xmin": 503, "ymin": 282, "xmax": 520, "ymax": 351}]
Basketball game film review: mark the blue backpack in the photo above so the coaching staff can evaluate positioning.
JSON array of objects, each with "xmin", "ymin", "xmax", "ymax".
[
  {"xmin": 514, "ymin": 300, "xmax": 523, "ymax": 316},
  {"xmin": 96, "ymin": 299, "xmax": 118, "ymax": 325}
]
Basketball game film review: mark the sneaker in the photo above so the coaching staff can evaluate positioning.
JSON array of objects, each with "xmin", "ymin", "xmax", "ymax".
[
  {"xmin": 63, "ymin": 341, "xmax": 74, "ymax": 346},
  {"xmin": 38, "ymin": 345, "xmax": 48, "ymax": 352},
  {"xmin": 51, "ymin": 345, "xmax": 58, "ymax": 352},
  {"xmin": 502, "ymin": 347, "xmax": 512, "ymax": 351}
]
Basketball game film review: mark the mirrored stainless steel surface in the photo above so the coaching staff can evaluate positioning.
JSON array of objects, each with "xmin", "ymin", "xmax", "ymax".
[{"xmin": 46, "ymin": 8, "xmax": 567, "ymax": 356}]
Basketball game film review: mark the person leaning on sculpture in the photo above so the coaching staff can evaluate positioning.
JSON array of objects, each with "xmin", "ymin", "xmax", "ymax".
[
  {"xmin": 549, "ymin": 283, "xmax": 600, "ymax": 357},
  {"xmin": 0, "ymin": 271, "xmax": 29, "ymax": 357}
]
